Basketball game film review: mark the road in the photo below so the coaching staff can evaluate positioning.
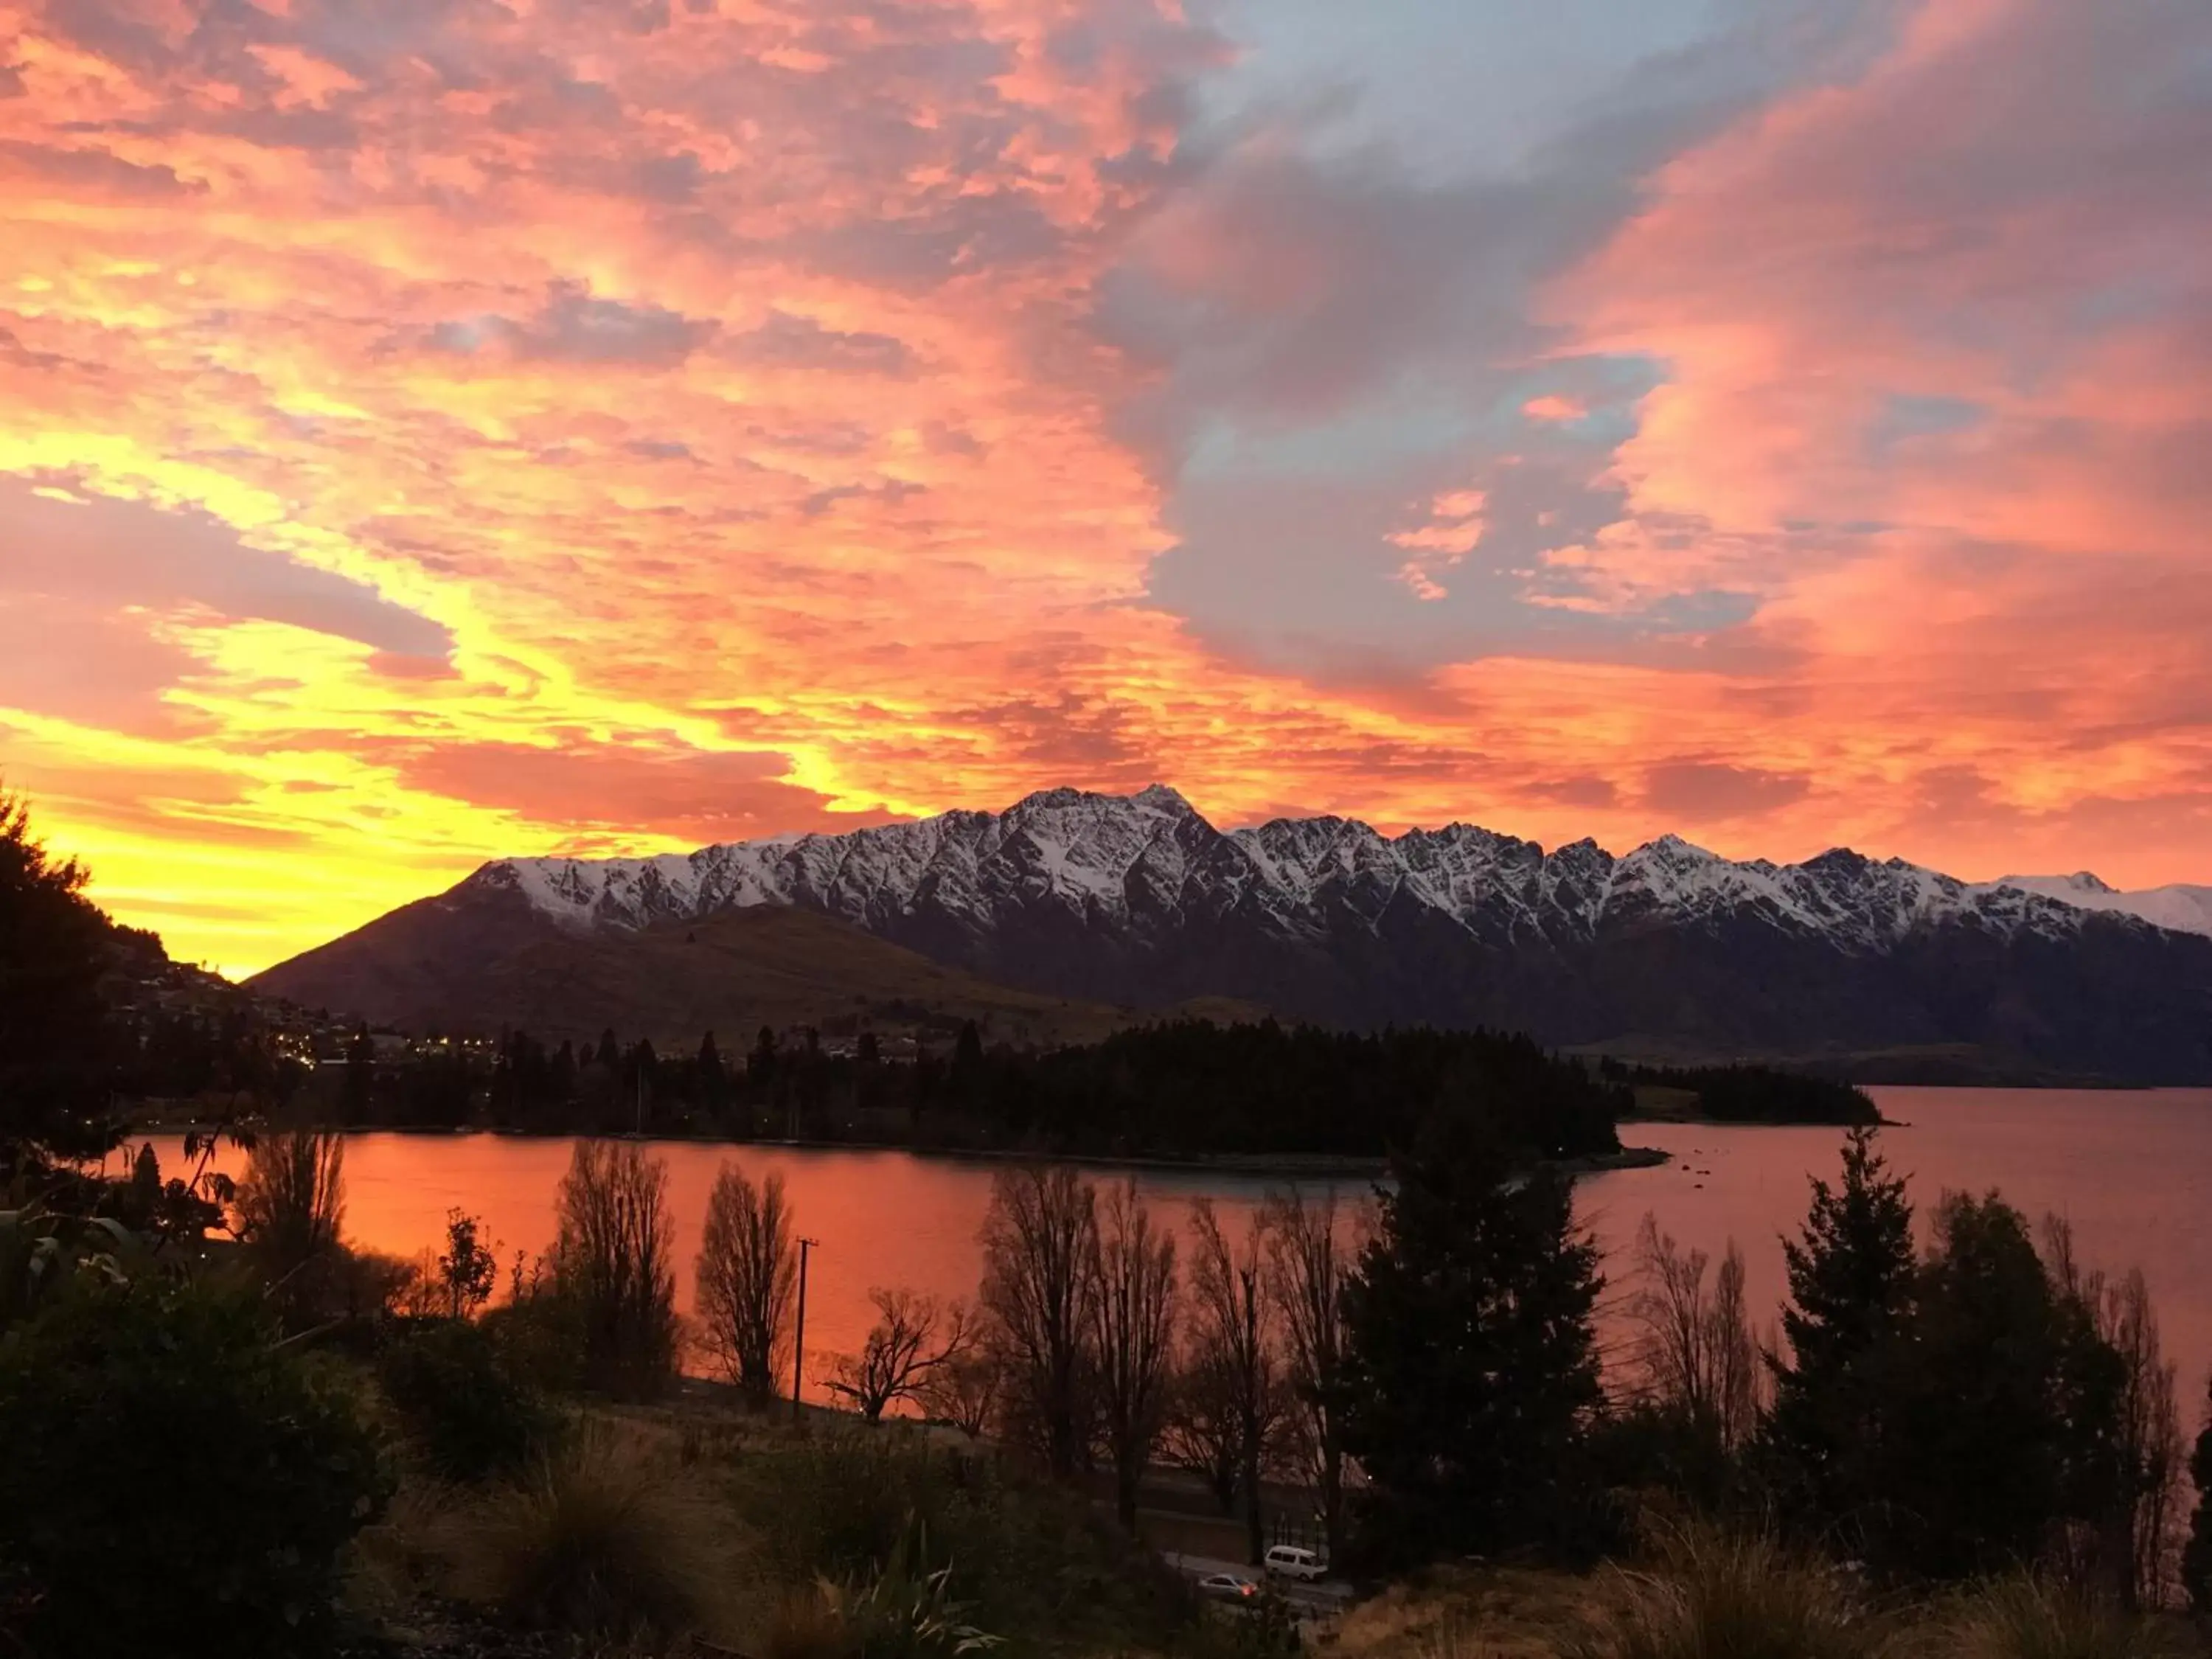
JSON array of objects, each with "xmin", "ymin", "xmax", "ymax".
[{"xmin": 1163, "ymin": 1551, "xmax": 1355, "ymax": 1615}]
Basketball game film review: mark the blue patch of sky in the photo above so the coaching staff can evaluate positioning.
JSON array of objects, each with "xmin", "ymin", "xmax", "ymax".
[
  {"xmin": 1867, "ymin": 393, "xmax": 1986, "ymax": 454},
  {"xmin": 1181, "ymin": 353, "xmax": 1665, "ymax": 487},
  {"xmin": 1185, "ymin": 0, "xmax": 1729, "ymax": 179}
]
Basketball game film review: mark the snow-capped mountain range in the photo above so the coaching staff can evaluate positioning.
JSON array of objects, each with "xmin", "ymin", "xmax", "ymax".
[
  {"xmin": 254, "ymin": 786, "xmax": 2212, "ymax": 1082},
  {"xmin": 477, "ymin": 784, "xmax": 2211, "ymax": 948}
]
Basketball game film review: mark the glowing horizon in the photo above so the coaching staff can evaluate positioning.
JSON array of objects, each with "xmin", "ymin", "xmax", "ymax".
[{"xmin": 3, "ymin": 0, "xmax": 2207, "ymax": 977}]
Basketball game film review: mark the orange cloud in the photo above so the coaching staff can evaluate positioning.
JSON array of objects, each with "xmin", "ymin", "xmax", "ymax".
[
  {"xmin": 1522, "ymin": 394, "xmax": 1586, "ymax": 423},
  {"xmin": 0, "ymin": 0, "xmax": 2206, "ymax": 975}
]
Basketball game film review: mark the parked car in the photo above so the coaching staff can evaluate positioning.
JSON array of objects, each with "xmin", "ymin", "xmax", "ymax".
[
  {"xmin": 1197, "ymin": 1573, "xmax": 1259, "ymax": 1603},
  {"xmin": 1264, "ymin": 1545, "xmax": 1326, "ymax": 1582}
]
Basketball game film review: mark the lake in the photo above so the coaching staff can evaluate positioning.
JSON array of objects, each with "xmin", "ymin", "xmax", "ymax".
[{"xmin": 144, "ymin": 1085, "xmax": 2212, "ymax": 1406}]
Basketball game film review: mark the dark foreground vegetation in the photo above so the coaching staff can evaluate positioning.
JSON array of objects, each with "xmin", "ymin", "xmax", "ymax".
[{"xmin": 9, "ymin": 779, "xmax": 2212, "ymax": 1657}]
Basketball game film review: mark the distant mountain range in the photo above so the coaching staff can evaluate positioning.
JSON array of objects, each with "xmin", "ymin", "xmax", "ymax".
[{"xmin": 251, "ymin": 786, "xmax": 2212, "ymax": 1084}]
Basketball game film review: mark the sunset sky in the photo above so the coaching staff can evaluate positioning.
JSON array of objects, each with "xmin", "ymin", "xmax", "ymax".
[{"xmin": 2, "ymin": 0, "xmax": 2208, "ymax": 977}]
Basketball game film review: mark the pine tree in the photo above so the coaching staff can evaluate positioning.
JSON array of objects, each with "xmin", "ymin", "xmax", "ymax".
[
  {"xmin": 128, "ymin": 1141, "xmax": 161, "ymax": 1214},
  {"xmin": 1334, "ymin": 1110, "xmax": 1603, "ymax": 1567},
  {"xmin": 697, "ymin": 1031, "xmax": 726, "ymax": 1114},
  {"xmin": 1868, "ymin": 1192, "xmax": 2124, "ymax": 1580},
  {"xmin": 1764, "ymin": 1125, "xmax": 1916, "ymax": 1524}
]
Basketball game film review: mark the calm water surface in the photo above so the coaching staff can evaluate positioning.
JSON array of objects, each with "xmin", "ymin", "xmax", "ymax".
[{"xmin": 149, "ymin": 1085, "xmax": 2212, "ymax": 1400}]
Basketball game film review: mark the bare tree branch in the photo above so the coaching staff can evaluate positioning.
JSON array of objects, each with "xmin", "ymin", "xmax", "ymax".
[
  {"xmin": 979, "ymin": 1165, "xmax": 1099, "ymax": 1478},
  {"xmin": 827, "ymin": 1287, "xmax": 981, "ymax": 1422},
  {"xmin": 1262, "ymin": 1183, "xmax": 1365, "ymax": 1564}
]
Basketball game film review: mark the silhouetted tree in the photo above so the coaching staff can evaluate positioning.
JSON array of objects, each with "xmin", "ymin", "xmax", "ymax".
[
  {"xmin": 952, "ymin": 1019, "xmax": 984, "ymax": 1093},
  {"xmin": 0, "ymin": 780, "xmax": 120, "ymax": 1178},
  {"xmin": 1091, "ymin": 1179, "xmax": 1178, "ymax": 1531},
  {"xmin": 918, "ymin": 1340, "xmax": 1000, "ymax": 1439},
  {"xmin": 1335, "ymin": 1111, "xmax": 1603, "ymax": 1568},
  {"xmin": 1264, "ymin": 1183, "xmax": 1363, "ymax": 1565},
  {"xmin": 128, "ymin": 1141, "xmax": 161, "ymax": 1214},
  {"xmin": 979, "ymin": 1164, "xmax": 1098, "ymax": 1479},
  {"xmin": 748, "ymin": 1025, "xmax": 778, "ymax": 1088},
  {"xmin": 1624, "ymin": 1214, "xmax": 1761, "ymax": 1502},
  {"xmin": 2042, "ymin": 1229, "xmax": 2183, "ymax": 1607},
  {"xmin": 695, "ymin": 1161, "xmax": 797, "ymax": 1404},
  {"xmin": 698, "ymin": 1029, "xmax": 726, "ymax": 1111},
  {"xmin": 1764, "ymin": 1125, "xmax": 1918, "ymax": 1528},
  {"xmin": 1865, "ymin": 1192, "xmax": 2124, "ymax": 1581},
  {"xmin": 2184, "ymin": 1380, "xmax": 2212, "ymax": 1613},
  {"xmin": 1189, "ymin": 1197, "xmax": 1280, "ymax": 1564},
  {"xmin": 827, "ymin": 1287, "xmax": 978, "ymax": 1423},
  {"xmin": 551, "ymin": 1141, "xmax": 679, "ymax": 1399},
  {"xmin": 436, "ymin": 1208, "xmax": 500, "ymax": 1321},
  {"xmin": 1162, "ymin": 1342, "xmax": 1245, "ymax": 1516}
]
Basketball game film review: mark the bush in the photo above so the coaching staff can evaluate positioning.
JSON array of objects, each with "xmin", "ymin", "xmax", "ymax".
[
  {"xmin": 0, "ymin": 1276, "xmax": 391, "ymax": 1658},
  {"xmin": 724, "ymin": 1421, "xmax": 1186, "ymax": 1652},
  {"xmin": 445, "ymin": 1430, "xmax": 731, "ymax": 1645},
  {"xmin": 771, "ymin": 1517, "xmax": 1003, "ymax": 1659},
  {"xmin": 1565, "ymin": 1525, "xmax": 1892, "ymax": 1659},
  {"xmin": 814, "ymin": 1522, "xmax": 1004, "ymax": 1659},
  {"xmin": 378, "ymin": 1318, "xmax": 560, "ymax": 1483},
  {"xmin": 481, "ymin": 1265, "xmax": 591, "ymax": 1394},
  {"xmin": 1915, "ymin": 1576, "xmax": 2185, "ymax": 1659}
]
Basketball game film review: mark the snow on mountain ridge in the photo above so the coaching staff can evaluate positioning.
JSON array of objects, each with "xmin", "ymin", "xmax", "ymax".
[
  {"xmin": 1984, "ymin": 874, "xmax": 2212, "ymax": 939},
  {"xmin": 470, "ymin": 787, "xmax": 2198, "ymax": 950}
]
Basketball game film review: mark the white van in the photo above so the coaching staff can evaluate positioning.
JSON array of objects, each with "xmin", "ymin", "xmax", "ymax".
[{"xmin": 1263, "ymin": 1545, "xmax": 1326, "ymax": 1582}]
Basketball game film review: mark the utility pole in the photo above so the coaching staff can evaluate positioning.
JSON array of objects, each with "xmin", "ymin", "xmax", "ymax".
[{"xmin": 793, "ymin": 1236, "xmax": 820, "ymax": 1420}]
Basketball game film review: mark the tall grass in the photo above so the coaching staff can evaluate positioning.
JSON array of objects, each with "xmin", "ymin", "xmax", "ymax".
[
  {"xmin": 1914, "ymin": 1575, "xmax": 2187, "ymax": 1659},
  {"xmin": 445, "ymin": 1431, "xmax": 732, "ymax": 1647},
  {"xmin": 1564, "ymin": 1526, "xmax": 1893, "ymax": 1659},
  {"xmin": 234, "ymin": 1129, "xmax": 346, "ymax": 1318}
]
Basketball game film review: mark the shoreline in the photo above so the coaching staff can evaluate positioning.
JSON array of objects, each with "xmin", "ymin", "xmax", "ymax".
[
  {"xmin": 126, "ymin": 1119, "xmax": 1674, "ymax": 1180},
  {"xmin": 1618, "ymin": 1112, "xmax": 1895, "ymax": 1130}
]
